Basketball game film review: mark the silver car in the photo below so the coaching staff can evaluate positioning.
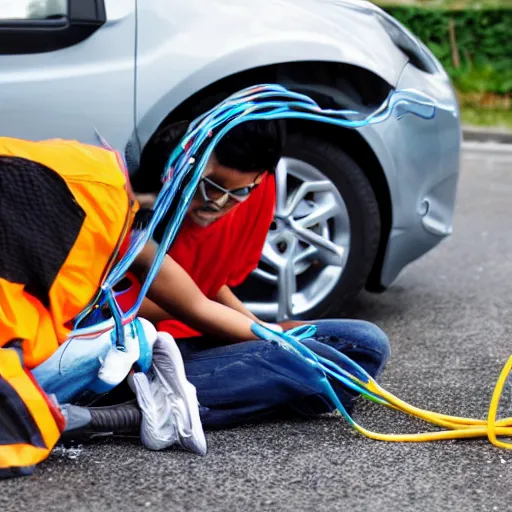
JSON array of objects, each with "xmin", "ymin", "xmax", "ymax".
[{"xmin": 0, "ymin": 0, "xmax": 461, "ymax": 321}]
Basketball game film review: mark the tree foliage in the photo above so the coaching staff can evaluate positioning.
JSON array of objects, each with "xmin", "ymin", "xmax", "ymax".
[{"xmin": 382, "ymin": 6, "xmax": 512, "ymax": 94}]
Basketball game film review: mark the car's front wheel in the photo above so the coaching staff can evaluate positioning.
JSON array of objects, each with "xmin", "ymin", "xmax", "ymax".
[{"xmin": 238, "ymin": 132, "xmax": 381, "ymax": 321}]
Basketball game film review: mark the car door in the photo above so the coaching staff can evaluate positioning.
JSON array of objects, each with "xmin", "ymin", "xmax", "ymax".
[{"xmin": 0, "ymin": 0, "xmax": 136, "ymax": 152}]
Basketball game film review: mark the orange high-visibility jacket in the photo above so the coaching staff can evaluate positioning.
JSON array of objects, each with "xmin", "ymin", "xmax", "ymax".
[{"xmin": 0, "ymin": 137, "xmax": 138, "ymax": 478}]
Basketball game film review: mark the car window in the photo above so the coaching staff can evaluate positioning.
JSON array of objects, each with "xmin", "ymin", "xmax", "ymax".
[
  {"xmin": 0, "ymin": 0, "xmax": 104, "ymax": 54},
  {"xmin": 0, "ymin": 0, "xmax": 67, "ymax": 20}
]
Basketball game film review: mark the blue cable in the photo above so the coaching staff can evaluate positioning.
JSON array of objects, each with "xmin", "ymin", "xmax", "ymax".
[{"xmin": 70, "ymin": 84, "xmax": 455, "ymax": 356}]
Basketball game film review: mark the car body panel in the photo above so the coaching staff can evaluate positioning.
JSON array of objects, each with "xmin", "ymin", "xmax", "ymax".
[
  {"xmin": 0, "ymin": 1, "xmax": 136, "ymax": 151},
  {"xmin": 0, "ymin": 0, "xmax": 461, "ymax": 298},
  {"xmin": 357, "ymin": 62, "xmax": 461, "ymax": 286},
  {"xmin": 134, "ymin": 0, "xmax": 408, "ymax": 151}
]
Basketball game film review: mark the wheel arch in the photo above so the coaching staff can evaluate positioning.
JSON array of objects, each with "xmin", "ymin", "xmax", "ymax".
[{"xmin": 136, "ymin": 61, "xmax": 394, "ymax": 291}]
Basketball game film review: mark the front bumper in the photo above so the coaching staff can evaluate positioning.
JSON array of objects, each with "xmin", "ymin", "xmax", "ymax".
[{"xmin": 359, "ymin": 62, "xmax": 462, "ymax": 288}]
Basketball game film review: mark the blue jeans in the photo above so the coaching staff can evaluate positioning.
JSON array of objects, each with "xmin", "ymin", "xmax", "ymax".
[
  {"xmin": 176, "ymin": 319, "xmax": 391, "ymax": 429},
  {"xmin": 32, "ymin": 319, "xmax": 155, "ymax": 405}
]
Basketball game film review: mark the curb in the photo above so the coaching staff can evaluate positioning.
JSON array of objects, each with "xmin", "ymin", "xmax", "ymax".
[
  {"xmin": 462, "ymin": 141, "xmax": 512, "ymax": 154},
  {"xmin": 462, "ymin": 125, "xmax": 512, "ymax": 144}
]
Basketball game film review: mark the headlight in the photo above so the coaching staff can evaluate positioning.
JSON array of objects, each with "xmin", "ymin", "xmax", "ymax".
[{"xmin": 374, "ymin": 10, "xmax": 442, "ymax": 75}]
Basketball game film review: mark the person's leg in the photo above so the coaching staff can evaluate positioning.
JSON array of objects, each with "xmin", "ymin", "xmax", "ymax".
[
  {"xmin": 177, "ymin": 320, "xmax": 390, "ymax": 428},
  {"xmin": 32, "ymin": 318, "xmax": 156, "ymax": 405},
  {"xmin": 295, "ymin": 319, "xmax": 390, "ymax": 413},
  {"xmin": 52, "ymin": 319, "xmax": 389, "ymax": 434},
  {"xmin": 32, "ymin": 331, "xmax": 112, "ymax": 404},
  {"xmin": 308, "ymin": 319, "xmax": 391, "ymax": 379},
  {"xmin": 176, "ymin": 336, "xmax": 333, "ymax": 429}
]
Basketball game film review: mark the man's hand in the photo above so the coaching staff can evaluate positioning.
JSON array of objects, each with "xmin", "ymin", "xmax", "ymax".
[{"xmin": 277, "ymin": 320, "xmax": 311, "ymax": 332}]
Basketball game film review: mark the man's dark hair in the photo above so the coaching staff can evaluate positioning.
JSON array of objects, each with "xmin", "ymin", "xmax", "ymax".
[{"xmin": 133, "ymin": 117, "xmax": 286, "ymax": 193}]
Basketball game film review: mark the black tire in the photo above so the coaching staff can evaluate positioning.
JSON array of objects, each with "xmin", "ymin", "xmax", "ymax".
[
  {"xmin": 235, "ymin": 131, "xmax": 381, "ymax": 320},
  {"xmin": 279, "ymin": 132, "xmax": 381, "ymax": 319},
  {"xmin": 138, "ymin": 91, "xmax": 381, "ymax": 320}
]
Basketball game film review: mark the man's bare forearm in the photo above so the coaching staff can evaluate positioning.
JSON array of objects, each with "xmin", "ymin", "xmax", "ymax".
[
  {"xmin": 215, "ymin": 285, "xmax": 259, "ymax": 321},
  {"xmin": 138, "ymin": 298, "xmax": 173, "ymax": 325},
  {"xmin": 131, "ymin": 243, "xmax": 257, "ymax": 341}
]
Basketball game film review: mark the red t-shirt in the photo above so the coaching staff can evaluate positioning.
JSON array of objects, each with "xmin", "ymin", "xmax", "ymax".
[{"xmin": 156, "ymin": 173, "xmax": 276, "ymax": 338}]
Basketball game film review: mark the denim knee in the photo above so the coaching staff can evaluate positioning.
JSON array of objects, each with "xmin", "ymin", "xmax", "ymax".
[
  {"xmin": 313, "ymin": 319, "xmax": 391, "ymax": 363},
  {"xmin": 256, "ymin": 340, "xmax": 329, "ymax": 397},
  {"xmin": 357, "ymin": 321, "xmax": 391, "ymax": 362}
]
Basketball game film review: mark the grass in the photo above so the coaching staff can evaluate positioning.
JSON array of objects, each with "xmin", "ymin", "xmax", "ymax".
[
  {"xmin": 461, "ymin": 106, "xmax": 512, "ymax": 129},
  {"xmin": 375, "ymin": 0, "xmax": 512, "ymax": 8},
  {"xmin": 371, "ymin": 1, "xmax": 512, "ymax": 128},
  {"xmin": 456, "ymin": 87, "xmax": 511, "ymax": 128}
]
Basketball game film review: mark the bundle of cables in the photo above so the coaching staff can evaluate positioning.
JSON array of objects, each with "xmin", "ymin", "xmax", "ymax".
[{"xmin": 70, "ymin": 84, "xmax": 512, "ymax": 450}]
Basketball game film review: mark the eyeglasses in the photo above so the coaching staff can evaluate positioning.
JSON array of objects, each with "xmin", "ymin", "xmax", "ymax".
[{"xmin": 198, "ymin": 174, "xmax": 263, "ymax": 207}]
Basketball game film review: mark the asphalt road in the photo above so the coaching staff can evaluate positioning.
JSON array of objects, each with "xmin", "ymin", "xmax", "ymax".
[{"xmin": 2, "ymin": 144, "xmax": 512, "ymax": 512}]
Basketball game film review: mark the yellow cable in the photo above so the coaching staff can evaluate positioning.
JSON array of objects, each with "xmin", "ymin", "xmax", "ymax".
[
  {"xmin": 487, "ymin": 355, "xmax": 512, "ymax": 449},
  {"xmin": 348, "ymin": 374, "xmax": 512, "ymax": 429},
  {"xmin": 341, "ymin": 357, "xmax": 512, "ymax": 448},
  {"xmin": 367, "ymin": 380, "xmax": 484, "ymax": 430},
  {"xmin": 352, "ymin": 422, "xmax": 512, "ymax": 443}
]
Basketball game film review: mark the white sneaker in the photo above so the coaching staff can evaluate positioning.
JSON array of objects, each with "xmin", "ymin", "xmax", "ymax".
[
  {"xmin": 130, "ymin": 333, "xmax": 207, "ymax": 456},
  {"xmin": 153, "ymin": 332, "xmax": 207, "ymax": 456}
]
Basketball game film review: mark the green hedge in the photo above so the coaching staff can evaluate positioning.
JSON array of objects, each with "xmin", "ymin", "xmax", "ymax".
[{"xmin": 380, "ymin": 6, "xmax": 512, "ymax": 95}]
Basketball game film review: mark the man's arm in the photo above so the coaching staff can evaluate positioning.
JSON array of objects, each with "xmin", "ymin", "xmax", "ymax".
[
  {"xmin": 216, "ymin": 285, "xmax": 292, "ymax": 332},
  {"xmin": 130, "ymin": 242, "xmax": 257, "ymax": 342},
  {"xmin": 138, "ymin": 298, "xmax": 173, "ymax": 325},
  {"xmin": 215, "ymin": 285, "xmax": 259, "ymax": 321}
]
